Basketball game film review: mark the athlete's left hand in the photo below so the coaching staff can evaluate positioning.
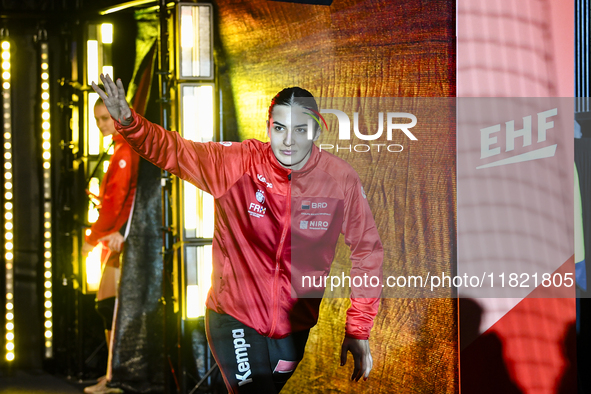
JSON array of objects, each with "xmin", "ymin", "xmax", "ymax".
[
  {"xmin": 340, "ymin": 337, "xmax": 373, "ymax": 381},
  {"xmin": 98, "ymin": 232, "xmax": 125, "ymax": 253}
]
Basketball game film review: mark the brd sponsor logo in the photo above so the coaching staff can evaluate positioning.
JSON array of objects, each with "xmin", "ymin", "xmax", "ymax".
[
  {"xmin": 308, "ymin": 110, "xmax": 417, "ymax": 153},
  {"xmin": 302, "ymin": 201, "xmax": 328, "ymax": 209}
]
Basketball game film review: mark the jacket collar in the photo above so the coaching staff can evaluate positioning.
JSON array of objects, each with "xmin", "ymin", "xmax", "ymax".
[
  {"xmin": 293, "ymin": 144, "xmax": 321, "ymax": 176},
  {"xmin": 113, "ymin": 133, "xmax": 125, "ymax": 144}
]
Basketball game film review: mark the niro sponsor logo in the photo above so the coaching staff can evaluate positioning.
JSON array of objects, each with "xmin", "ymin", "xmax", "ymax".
[
  {"xmin": 478, "ymin": 108, "xmax": 558, "ymax": 169},
  {"xmin": 309, "ymin": 220, "xmax": 329, "ymax": 230},
  {"xmin": 232, "ymin": 329, "xmax": 253, "ymax": 386},
  {"xmin": 299, "ymin": 220, "xmax": 329, "ymax": 230}
]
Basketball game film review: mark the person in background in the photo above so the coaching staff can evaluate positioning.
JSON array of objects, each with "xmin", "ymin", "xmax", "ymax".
[{"xmin": 81, "ymin": 96, "xmax": 140, "ymax": 394}]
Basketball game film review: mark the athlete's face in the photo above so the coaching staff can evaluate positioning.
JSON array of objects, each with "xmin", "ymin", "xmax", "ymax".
[
  {"xmin": 267, "ymin": 104, "xmax": 319, "ymax": 171},
  {"xmin": 94, "ymin": 103, "xmax": 116, "ymax": 137}
]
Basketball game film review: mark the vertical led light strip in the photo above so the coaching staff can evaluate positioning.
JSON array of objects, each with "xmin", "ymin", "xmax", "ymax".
[
  {"xmin": 2, "ymin": 39, "xmax": 14, "ymax": 363},
  {"xmin": 180, "ymin": 84, "xmax": 214, "ymax": 239},
  {"xmin": 86, "ymin": 40, "xmax": 99, "ymax": 88},
  {"xmin": 180, "ymin": 84, "xmax": 215, "ymax": 319},
  {"xmin": 185, "ymin": 245, "xmax": 212, "ymax": 319},
  {"xmin": 101, "ymin": 24, "xmax": 113, "ymax": 77},
  {"xmin": 40, "ymin": 42, "xmax": 53, "ymax": 358}
]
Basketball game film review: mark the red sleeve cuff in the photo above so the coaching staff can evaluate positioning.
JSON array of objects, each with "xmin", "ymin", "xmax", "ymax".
[
  {"xmin": 113, "ymin": 109, "xmax": 138, "ymax": 132},
  {"xmin": 85, "ymin": 233, "xmax": 99, "ymax": 247},
  {"xmin": 345, "ymin": 332, "xmax": 370, "ymax": 340}
]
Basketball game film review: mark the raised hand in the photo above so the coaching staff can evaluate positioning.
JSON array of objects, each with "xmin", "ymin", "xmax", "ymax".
[{"xmin": 91, "ymin": 74, "xmax": 132, "ymax": 126}]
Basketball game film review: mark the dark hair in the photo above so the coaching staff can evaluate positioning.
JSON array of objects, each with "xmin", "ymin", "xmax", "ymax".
[
  {"xmin": 268, "ymin": 87, "xmax": 319, "ymax": 122},
  {"xmin": 94, "ymin": 96, "xmax": 105, "ymax": 108}
]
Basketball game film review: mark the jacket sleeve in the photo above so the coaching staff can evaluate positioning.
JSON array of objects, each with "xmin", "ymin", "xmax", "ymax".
[
  {"xmin": 342, "ymin": 174, "xmax": 383, "ymax": 340},
  {"xmin": 114, "ymin": 109, "xmax": 246, "ymax": 198},
  {"xmin": 86, "ymin": 149, "xmax": 134, "ymax": 247}
]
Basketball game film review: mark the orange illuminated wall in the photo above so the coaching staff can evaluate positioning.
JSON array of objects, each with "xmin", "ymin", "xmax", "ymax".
[{"xmin": 216, "ymin": 1, "xmax": 456, "ymax": 393}]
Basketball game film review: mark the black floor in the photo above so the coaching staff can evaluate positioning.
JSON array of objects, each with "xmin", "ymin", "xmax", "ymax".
[{"xmin": 0, "ymin": 369, "xmax": 90, "ymax": 394}]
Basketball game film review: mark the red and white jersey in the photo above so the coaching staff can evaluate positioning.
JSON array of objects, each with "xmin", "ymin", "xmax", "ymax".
[
  {"xmin": 115, "ymin": 110, "xmax": 383, "ymax": 339},
  {"xmin": 85, "ymin": 133, "xmax": 140, "ymax": 267}
]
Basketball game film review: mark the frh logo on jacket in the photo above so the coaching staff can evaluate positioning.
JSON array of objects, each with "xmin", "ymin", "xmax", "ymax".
[
  {"xmin": 248, "ymin": 190, "xmax": 266, "ymax": 218},
  {"xmin": 248, "ymin": 202, "xmax": 266, "ymax": 218},
  {"xmin": 232, "ymin": 329, "xmax": 253, "ymax": 386}
]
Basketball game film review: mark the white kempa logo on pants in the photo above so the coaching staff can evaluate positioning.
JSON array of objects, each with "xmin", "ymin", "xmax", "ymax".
[{"xmin": 232, "ymin": 329, "xmax": 252, "ymax": 386}]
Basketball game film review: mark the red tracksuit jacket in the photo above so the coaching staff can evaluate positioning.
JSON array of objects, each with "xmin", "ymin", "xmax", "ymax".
[
  {"xmin": 115, "ymin": 110, "xmax": 383, "ymax": 339},
  {"xmin": 86, "ymin": 133, "xmax": 140, "ymax": 267}
]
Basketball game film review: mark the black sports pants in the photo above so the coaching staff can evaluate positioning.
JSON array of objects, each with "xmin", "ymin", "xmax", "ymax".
[
  {"xmin": 205, "ymin": 309, "xmax": 309, "ymax": 394},
  {"xmin": 95, "ymin": 296, "xmax": 116, "ymax": 331}
]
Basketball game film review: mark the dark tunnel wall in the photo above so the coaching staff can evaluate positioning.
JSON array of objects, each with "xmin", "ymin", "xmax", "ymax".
[
  {"xmin": 214, "ymin": 1, "xmax": 456, "ymax": 393},
  {"xmin": 0, "ymin": 10, "xmax": 137, "ymax": 372}
]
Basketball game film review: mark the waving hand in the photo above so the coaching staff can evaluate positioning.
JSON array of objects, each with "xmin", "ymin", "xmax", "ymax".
[{"xmin": 91, "ymin": 74, "xmax": 132, "ymax": 126}]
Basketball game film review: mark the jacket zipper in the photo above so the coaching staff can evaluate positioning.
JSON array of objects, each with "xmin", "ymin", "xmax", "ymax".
[{"xmin": 269, "ymin": 175, "xmax": 291, "ymax": 337}]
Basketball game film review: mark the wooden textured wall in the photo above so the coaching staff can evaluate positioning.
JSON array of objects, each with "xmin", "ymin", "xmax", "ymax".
[{"xmin": 215, "ymin": 1, "xmax": 456, "ymax": 392}]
